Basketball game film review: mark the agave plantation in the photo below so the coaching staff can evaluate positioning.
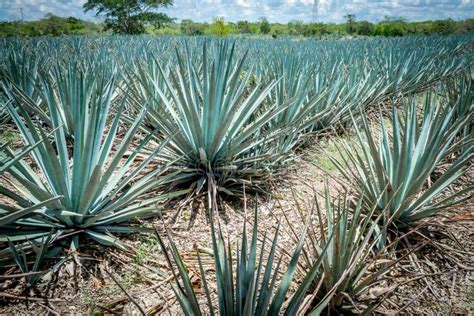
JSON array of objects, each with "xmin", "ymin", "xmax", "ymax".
[{"xmin": 0, "ymin": 34, "xmax": 473, "ymax": 314}]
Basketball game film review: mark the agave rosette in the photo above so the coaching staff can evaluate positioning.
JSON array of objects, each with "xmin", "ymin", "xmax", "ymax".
[
  {"xmin": 140, "ymin": 41, "xmax": 296, "ymax": 194},
  {"xmin": 331, "ymin": 93, "xmax": 473, "ymax": 226},
  {"xmin": 0, "ymin": 66, "xmax": 186, "ymax": 267}
]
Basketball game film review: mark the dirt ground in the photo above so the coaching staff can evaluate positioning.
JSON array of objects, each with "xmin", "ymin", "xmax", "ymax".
[{"xmin": 0, "ymin": 131, "xmax": 473, "ymax": 315}]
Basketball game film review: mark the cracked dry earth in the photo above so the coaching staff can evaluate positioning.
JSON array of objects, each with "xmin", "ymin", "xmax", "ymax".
[{"xmin": 0, "ymin": 135, "xmax": 473, "ymax": 315}]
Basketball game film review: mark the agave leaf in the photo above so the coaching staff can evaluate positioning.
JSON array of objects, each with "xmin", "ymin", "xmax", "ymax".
[
  {"xmin": 333, "ymin": 93, "xmax": 472, "ymax": 227},
  {"xmin": 0, "ymin": 196, "xmax": 62, "ymax": 226},
  {"xmin": 155, "ymin": 229, "xmax": 202, "ymax": 315},
  {"xmin": 84, "ymin": 230, "xmax": 128, "ymax": 251},
  {"xmin": 1, "ymin": 60, "xmax": 182, "ymax": 267}
]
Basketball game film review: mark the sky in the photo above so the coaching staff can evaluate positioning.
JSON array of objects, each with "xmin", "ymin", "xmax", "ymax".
[{"xmin": 0, "ymin": 0, "xmax": 473, "ymax": 23}]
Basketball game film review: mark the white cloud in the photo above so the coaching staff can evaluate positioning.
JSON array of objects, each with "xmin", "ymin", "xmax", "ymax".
[{"xmin": 0, "ymin": 0, "xmax": 472, "ymax": 22}]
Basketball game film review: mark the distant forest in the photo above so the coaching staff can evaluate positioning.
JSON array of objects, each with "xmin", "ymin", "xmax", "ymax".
[{"xmin": 1, "ymin": 13, "xmax": 473, "ymax": 37}]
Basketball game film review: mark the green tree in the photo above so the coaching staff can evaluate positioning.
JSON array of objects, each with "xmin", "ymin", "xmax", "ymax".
[
  {"xmin": 181, "ymin": 19, "xmax": 206, "ymax": 35},
  {"xmin": 288, "ymin": 20, "xmax": 304, "ymax": 36},
  {"xmin": 236, "ymin": 20, "xmax": 251, "ymax": 33},
  {"xmin": 344, "ymin": 13, "xmax": 356, "ymax": 34},
  {"xmin": 459, "ymin": 18, "xmax": 474, "ymax": 33},
  {"xmin": 260, "ymin": 17, "xmax": 271, "ymax": 34},
  {"xmin": 302, "ymin": 22, "xmax": 329, "ymax": 37},
  {"xmin": 374, "ymin": 17, "xmax": 407, "ymax": 36},
  {"xmin": 83, "ymin": 0, "xmax": 174, "ymax": 34},
  {"xmin": 37, "ymin": 13, "xmax": 67, "ymax": 36},
  {"xmin": 0, "ymin": 13, "xmax": 101, "ymax": 36},
  {"xmin": 431, "ymin": 19, "xmax": 456, "ymax": 35},
  {"xmin": 355, "ymin": 20, "xmax": 373, "ymax": 35},
  {"xmin": 206, "ymin": 17, "xmax": 231, "ymax": 36}
]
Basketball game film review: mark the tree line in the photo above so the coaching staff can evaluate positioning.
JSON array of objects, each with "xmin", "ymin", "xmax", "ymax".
[{"xmin": 1, "ymin": 14, "xmax": 472, "ymax": 37}]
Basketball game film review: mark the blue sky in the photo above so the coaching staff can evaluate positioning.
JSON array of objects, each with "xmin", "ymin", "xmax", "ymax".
[{"xmin": 0, "ymin": 0, "xmax": 473, "ymax": 23}]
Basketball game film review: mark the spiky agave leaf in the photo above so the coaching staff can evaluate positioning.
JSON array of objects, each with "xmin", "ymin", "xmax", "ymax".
[
  {"xmin": 330, "ymin": 93, "xmax": 473, "ymax": 227},
  {"xmin": 0, "ymin": 142, "xmax": 66, "ymax": 276},
  {"xmin": 0, "ymin": 45, "xmax": 41, "ymax": 105},
  {"xmin": 121, "ymin": 54, "xmax": 171, "ymax": 133},
  {"xmin": 297, "ymin": 187, "xmax": 399, "ymax": 313},
  {"xmin": 0, "ymin": 65, "xmax": 187, "ymax": 267},
  {"xmin": 136, "ymin": 41, "xmax": 296, "ymax": 195},
  {"xmin": 156, "ymin": 199, "xmax": 335, "ymax": 315},
  {"xmin": 444, "ymin": 72, "xmax": 473, "ymax": 140},
  {"xmin": 0, "ymin": 95, "xmax": 10, "ymax": 124},
  {"xmin": 6, "ymin": 232, "xmax": 71, "ymax": 287},
  {"xmin": 260, "ymin": 54, "xmax": 340, "ymax": 151}
]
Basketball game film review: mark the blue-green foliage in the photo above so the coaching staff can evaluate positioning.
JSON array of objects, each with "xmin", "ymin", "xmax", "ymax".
[{"xmin": 0, "ymin": 34, "xmax": 472, "ymax": 282}]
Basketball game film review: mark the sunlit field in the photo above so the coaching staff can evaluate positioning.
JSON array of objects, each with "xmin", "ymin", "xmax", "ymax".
[{"xmin": 0, "ymin": 35, "xmax": 473, "ymax": 314}]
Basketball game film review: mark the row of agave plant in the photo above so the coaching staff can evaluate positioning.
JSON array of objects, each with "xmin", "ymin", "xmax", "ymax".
[
  {"xmin": 0, "ymin": 36, "xmax": 473, "ymax": 313},
  {"xmin": 155, "ymin": 74, "xmax": 472, "ymax": 314}
]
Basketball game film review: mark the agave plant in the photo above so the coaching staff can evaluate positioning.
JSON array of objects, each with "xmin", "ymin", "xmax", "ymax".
[
  {"xmin": 0, "ymin": 68, "xmax": 185, "ymax": 269},
  {"xmin": 0, "ymin": 46, "xmax": 41, "ymax": 104},
  {"xmin": 0, "ymin": 96, "xmax": 10, "ymax": 124},
  {"xmin": 330, "ymin": 94, "xmax": 473, "ymax": 227},
  {"xmin": 0, "ymin": 130, "xmax": 75, "ymax": 285},
  {"xmin": 0, "ymin": 43, "xmax": 45, "ymax": 126},
  {"xmin": 445, "ymin": 72, "xmax": 473, "ymax": 139},
  {"xmin": 139, "ymin": 41, "xmax": 295, "ymax": 195},
  {"xmin": 6, "ymin": 232, "xmax": 72, "ymax": 287},
  {"xmin": 2, "ymin": 58, "xmax": 121, "ymax": 138},
  {"xmin": 0, "ymin": 133, "xmax": 46, "ymax": 176},
  {"xmin": 122, "ymin": 55, "xmax": 170, "ymax": 133},
  {"xmin": 285, "ymin": 187, "xmax": 397, "ymax": 314},
  {"xmin": 156, "ymin": 201, "xmax": 336, "ymax": 315},
  {"xmin": 260, "ymin": 54, "xmax": 339, "ymax": 151}
]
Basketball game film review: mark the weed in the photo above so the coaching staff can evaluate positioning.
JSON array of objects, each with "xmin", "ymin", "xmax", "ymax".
[
  {"xmin": 182, "ymin": 209, "xmax": 190, "ymax": 221},
  {"xmin": 133, "ymin": 235, "xmax": 159, "ymax": 265},
  {"xmin": 0, "ymin": 128, "xmax": 18, "ymax": 144}
]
